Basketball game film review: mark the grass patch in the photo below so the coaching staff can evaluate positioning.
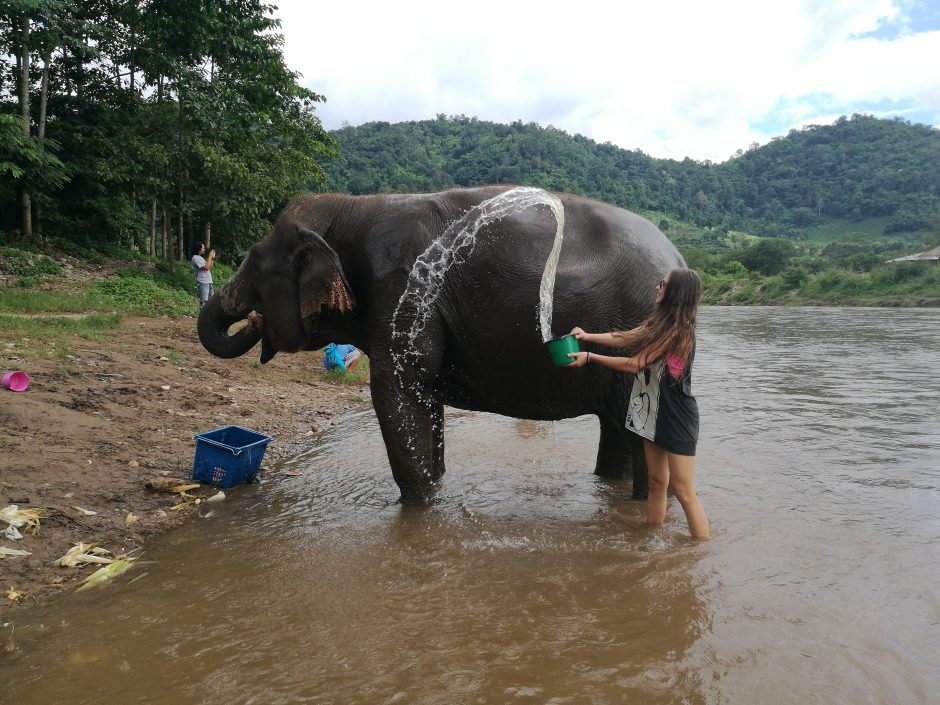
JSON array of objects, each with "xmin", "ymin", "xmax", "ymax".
[
  {"xmin": 90, "ymin": 276, "xmax": 198, "ymax": 317},
  {"xmin": 800, "ymin": 217, "xmax": 926, "ymax": 244},
  {"xmin": 0, "ymin": 313, "xmax": 123, "ymax": 361},
  {"xmin": 0, "ymin": 274, "xmax": 201, "ymax": 317},
  {"xmin": 0, "ymin": 287, "xmax": 100, "ymax": 313}
]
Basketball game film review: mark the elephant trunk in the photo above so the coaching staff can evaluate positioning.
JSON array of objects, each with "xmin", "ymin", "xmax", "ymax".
[{"xmin": 197, "ymin": 293, "xmax": 263, "ymax": 359}]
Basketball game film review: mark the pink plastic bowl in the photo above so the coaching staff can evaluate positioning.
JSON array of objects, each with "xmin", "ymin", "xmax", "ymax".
[{"xmin": 2, "ymin": 371, "xmax": 29, "ymax": 392}]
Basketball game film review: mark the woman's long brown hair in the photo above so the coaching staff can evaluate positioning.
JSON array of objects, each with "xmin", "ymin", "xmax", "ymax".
[{"xmin": 612, "ymin": 268, "xmax": 702, "ymax": 367}]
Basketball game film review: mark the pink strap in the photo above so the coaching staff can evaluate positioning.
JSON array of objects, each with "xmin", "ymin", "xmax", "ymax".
[{"xmin": 665, "ymin": 353, "xmax": 686, "ymax": 377}]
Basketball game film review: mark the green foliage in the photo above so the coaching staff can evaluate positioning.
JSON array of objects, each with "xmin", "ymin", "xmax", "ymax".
[
  {"xmin": 721, "ymin": 260, "xmax": 748, "ymax": 276},
  {"xmin": 325, "ymin": 114, "xmax": 939, "ymax": 244},
  {"xmin": 737, "ymin": 238, "xmax": 797, "ymax": 275},
  {"xmin": 0, "ymin": 247, "xmax": 60, "ymax": 276},
  {"xmin": 682, "ymin": 247, "xmax": 722, "ymax": 274},
  {"xmin": 781, "ymin": 265, "xmax": 809, "ymax": 289},
  {"xmin": 1, "ymin": 0, "xmax": 336, "ymax": 257},
  {"xmin": 699, "ymin": 261, "xmax": 940, "ymax": 306},
  {"xmin": 90, "ymin": 276, "xmax": 197, "ymax": 317},
  {"xmin": 802, "ymin": 217, "xmax": 895, "ymax": 243},
  {"xmin": 44, "ymin": 237, "xmax": 106, "ymax": 263},
  {"xmin": 0, "ymin": 114, "xmax": 26, "ymax": 180}
]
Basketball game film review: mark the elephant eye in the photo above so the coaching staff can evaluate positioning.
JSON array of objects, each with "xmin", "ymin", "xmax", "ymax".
[{"xmin": 295, "ymin": 247, "xmax": 314, "ymax": 274}]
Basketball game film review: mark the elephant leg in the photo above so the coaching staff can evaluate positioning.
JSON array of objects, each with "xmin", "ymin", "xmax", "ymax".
[
  {"xmin": 371, "ymin": 370, "xmax": 442, "ymax": 505},
  {"xmin": 627, "ymin": 431, "xmax": 649, "ymax": 500},
  {"xmin": 595, "ymin": 416, "xmax": 649, "ymax": 499}
]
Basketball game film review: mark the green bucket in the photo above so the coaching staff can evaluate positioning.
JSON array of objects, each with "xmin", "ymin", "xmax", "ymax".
[{"xmin": 545, "ymin": 334, "xmax": 579, "ymax": 367}]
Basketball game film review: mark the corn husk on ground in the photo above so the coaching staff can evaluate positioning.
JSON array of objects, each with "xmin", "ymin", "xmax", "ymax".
[
  {"xmin": 0, "ymin": 546, "xmax": 32, "ymax": 558},
  {"xmin": 76, "ymin": 558, "xmax": 137, "ymax": 592},
  {"xmin": 54, "ymin": 543, "xmax": 113, "ymax": 568},
  {"xmin": 1, "ymin": 505, "xmax": 47, "ymax": 536},
  {"xmin": 52, "ymin": 543, "xmax": 141, "ymax": 591}
]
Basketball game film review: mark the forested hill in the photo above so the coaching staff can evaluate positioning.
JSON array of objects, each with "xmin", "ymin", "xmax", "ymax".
[{"xmin": 324, "ymin": 114, "xmax": 940, "ymax": 238}]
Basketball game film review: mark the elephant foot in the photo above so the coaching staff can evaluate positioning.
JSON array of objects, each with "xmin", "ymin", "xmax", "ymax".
[
  {"xmin": 429, "ymin": 462, "xmax": 446, "ymax": 483},
  {"xmin": 629, "ymin": 437, "xmax": 649, "ymax": 500},
  {"xmin": 596, "ymin": 416, "xmax": 649, "ymax": 499},
  {"xmin": 398, "ymin": 483, "xmax": 439, "ymax": 507},
  {"xmin": 594, "ymin": 464, "xmax": 625, "ymax": 479}
]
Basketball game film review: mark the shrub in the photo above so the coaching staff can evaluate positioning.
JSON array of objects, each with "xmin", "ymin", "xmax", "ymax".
[
  {"xmin": 0, "ymin": 247, "xmax": 61, "ymax": 277},
  {"xmin": 739, "ymin": 238, "xmax": 796, "ymax": 275},
  {"xmin": 90, "ymin": 276, "xmax": 197, "ymax": 316},
  {"xmin": 721, "ymin": 260, "xmax": 748, "ymax": 276},
  {"xmin": 782, "ymin": 265, "xmax": 808, "ymax": 289}
]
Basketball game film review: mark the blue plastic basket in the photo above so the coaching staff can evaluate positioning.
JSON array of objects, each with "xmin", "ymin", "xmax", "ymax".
[{"xmin": 192, "ymin": 425, "xmax": 272, "ymax": 489}]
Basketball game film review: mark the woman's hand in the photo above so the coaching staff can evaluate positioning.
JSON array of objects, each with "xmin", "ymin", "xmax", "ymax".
[
  {"xmin": 570, "ymin": 326, "xmax": 587, "ymax": 341},
  {"xmin": 565, "ymin": 351, "xmax": 588, "ymax": 367}
]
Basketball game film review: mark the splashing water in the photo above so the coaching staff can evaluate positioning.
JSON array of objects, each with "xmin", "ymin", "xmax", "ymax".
[
  {"xmin": 390, "ymin": 187, "xmax": 565, "ymax": 374},
  {"xmin": 536, "ymin": 193, "xmax": 566, "ymax": 342}
]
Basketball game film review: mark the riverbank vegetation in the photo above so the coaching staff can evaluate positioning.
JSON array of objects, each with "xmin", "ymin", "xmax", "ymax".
[{"xmin": 2, "ymin": 6, "xmax": 938, "ymax": 306}]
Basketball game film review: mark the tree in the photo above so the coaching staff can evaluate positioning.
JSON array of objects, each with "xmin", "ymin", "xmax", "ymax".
[
  {"xmin": 740, "ymin": 239, "xmax": 796, "ymax": 276},
  {"xmin": 1, "ymin": 0, "xmax": 337, "ymax": 255},
  {"xmin": 1, "ymin": 0, "xmax": 71, "ymax": 238}
]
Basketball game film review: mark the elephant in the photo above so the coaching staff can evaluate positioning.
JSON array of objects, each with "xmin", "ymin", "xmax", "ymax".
[{"xmin": 197, "ymin": 185, "xmax": 686, "ymax": 503}]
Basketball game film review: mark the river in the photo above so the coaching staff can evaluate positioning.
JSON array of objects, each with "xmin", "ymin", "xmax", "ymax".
[{"xmin": 2, "ymin": 306, "xmax": 938, "ymax": 704}]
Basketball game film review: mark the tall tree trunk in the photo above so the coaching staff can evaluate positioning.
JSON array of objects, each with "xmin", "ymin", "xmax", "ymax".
[
  {"xmin": 150, "ymin": 199, "xmax": 157, "ymax": 257},
  {"xmin": 35, "ymin": 47, "xmax": 51, "ymax": 241},
  {"xmin": 168, "ymin": 216, "xmax": 176, "ymax": 266},
  {"xmin": 186, "ymin": 214, "xmax": 194, "ymax": 257},
  {"xmin": 204, "ymin": 221, "xmax": 211, "ymax": 249},
  {"xmin": 161, "ymin": 205, "xmax": 168, "ymax": 259},
  {"xmin": 18, "ymin": 16, "xmax": 33, "ymax": 240},
  {"xmin": 177, "ymin": 201, "xmax": 184, "ymax": 261}
]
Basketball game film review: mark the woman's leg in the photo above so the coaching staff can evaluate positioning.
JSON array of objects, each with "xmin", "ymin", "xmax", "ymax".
[
  {"xmin": 666, "ymin": 452, "xmax": 710, "ymax": 539},
  {"xmin": 345, "ymin": 349, "xmax": 362, "ymax": 370},
  {"xmin": 643, "ymin": 440, "xmax": 669, "ymax": 525}
]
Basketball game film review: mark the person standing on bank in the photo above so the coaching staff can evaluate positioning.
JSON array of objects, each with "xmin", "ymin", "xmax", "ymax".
[
  {"xmin": 565, "ymin": 268, "xmax": 709, "ymax": 539},
  {"xmin": 191, "ymin": 242, "xmax": 216, "ymax": 309}
]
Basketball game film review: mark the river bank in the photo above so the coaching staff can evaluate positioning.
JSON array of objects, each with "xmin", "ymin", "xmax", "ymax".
[{"xmin": 0, "ymin": 314, "xmax": 369, "ymax": 615}]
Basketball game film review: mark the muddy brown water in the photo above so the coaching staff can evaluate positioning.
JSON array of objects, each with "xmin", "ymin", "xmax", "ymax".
[{"xmin": 2, "ymin": 307, "xmax": 939, "ymax": 704}]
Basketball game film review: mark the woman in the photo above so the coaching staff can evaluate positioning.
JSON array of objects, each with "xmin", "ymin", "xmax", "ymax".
[
  {"xmin": 190, "ymin": 242, "xmax": 216, "ymax": 309},
  {"xmin": 566, "ymin": 268, "xmax": 709, "ymax": 539},
  {"xmin": 323, "ymin": 342, "xmax": 362, "ymax": 372}
]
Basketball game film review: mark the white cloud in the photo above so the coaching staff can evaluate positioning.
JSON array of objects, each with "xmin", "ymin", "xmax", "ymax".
[{"xmin": 275, "ymin": 0, "xmax": 939, "ymax": 162}]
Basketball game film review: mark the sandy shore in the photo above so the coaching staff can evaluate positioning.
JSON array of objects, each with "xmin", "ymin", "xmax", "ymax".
[{"xmin": 0, "ymin": 315, "xmax": 368, "ymax": 614}]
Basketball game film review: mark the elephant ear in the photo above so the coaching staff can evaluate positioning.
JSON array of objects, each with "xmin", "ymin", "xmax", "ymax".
[{"xmin": 296, "ymin": 225, "xmax": 355, "ymax": 321}]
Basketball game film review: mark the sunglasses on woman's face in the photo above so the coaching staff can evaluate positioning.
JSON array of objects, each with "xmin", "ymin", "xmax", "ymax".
[{"xmin": 656, "ymin": 279, "xmax": 666, "ymax": 290}]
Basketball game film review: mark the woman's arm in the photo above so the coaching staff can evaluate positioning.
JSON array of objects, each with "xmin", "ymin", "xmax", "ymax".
[
  {"xmin": 565, "ymin": 350, "xmax": 644, "ymax": 373},
  {"xmin": 570, "ymin": 327, "xmax": 630, "ymax": 348}
]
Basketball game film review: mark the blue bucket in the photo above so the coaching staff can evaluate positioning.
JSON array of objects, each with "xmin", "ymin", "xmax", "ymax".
[{"xmin": 192, "ymin": 425, "xmax": 271, "ymax": 488}]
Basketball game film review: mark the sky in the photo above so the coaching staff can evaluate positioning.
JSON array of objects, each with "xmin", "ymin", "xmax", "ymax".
[{"xmin": 274, "ymin": 0, "xmax": 940, "ymax": 163}]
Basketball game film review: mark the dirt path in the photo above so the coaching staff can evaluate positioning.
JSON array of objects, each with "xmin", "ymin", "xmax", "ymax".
[{"xmin": 0, "ymin": 315, "xmax": 368, "ymax": 614}]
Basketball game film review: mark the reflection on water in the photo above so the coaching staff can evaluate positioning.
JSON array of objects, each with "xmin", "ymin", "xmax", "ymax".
[{"xmin": 2, "ymin": 307, "xmax": 939, "ymax": 704}]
